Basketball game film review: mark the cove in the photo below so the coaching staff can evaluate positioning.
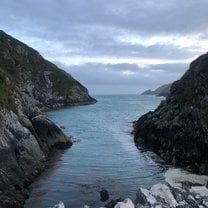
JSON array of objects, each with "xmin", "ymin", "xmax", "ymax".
[{"xmin": 24, "ymin": 95, "xmax": 165, "ymax": 208}]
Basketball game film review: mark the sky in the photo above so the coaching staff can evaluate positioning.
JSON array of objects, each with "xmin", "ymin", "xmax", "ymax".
[{"xmin": 1, "ymin": 0, "xmax": 208, "ymax": 94}]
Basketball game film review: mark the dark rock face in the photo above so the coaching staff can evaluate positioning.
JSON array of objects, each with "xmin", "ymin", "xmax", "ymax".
[
  {"xmin": 0, "ymin": 30, "xmax": 95, "ymax": 208},
  {"xmin": 134, "ymin": 53, "xmax": 208, "ymax": 174},
  {"xmin": 31, "ymin": 114, "xmax": 72, "ymax": 150},
  {"xmin": 141, "ymin": 83, "xmax": 172, "ymax": 97}
]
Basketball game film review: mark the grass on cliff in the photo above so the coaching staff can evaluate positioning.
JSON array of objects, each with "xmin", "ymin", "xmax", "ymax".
[
  {"xmin": 48, "ymin": 63, "xmax": 79, "ymax": 97},
  {"xmin": 0, "ymin": 71, "xmax": 17, "ymax": 111}
]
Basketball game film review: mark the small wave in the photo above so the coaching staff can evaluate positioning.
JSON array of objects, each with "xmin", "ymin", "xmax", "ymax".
[{"xmin": 165, "ymin": 168, "xmax": 208, "ymax": 186}]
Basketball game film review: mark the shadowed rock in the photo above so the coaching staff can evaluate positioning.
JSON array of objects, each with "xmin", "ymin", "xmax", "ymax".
[
  {"xmin": 100, "ymin": 189, "xmax": 109, "ymax": 202},
  {"xmin": 134, "ymin": 53, "xmax": 208, "ymax": 174}
]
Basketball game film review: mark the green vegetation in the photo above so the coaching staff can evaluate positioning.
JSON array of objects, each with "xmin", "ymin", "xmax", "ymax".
[
  {"xmin": 0, "ymin": 30, "xmax": 90, "ymax": 112},
  {"xmin": 49, "ymin": 67, "xmax": 78, "ymax": 96},
  {"xmin": 0, "ymin": 70, "xmax": 17, "ymax": 111}
]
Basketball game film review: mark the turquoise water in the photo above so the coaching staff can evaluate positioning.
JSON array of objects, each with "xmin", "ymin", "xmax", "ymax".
[{"xmin": 25, "ymin": 95, "xmax": 165, "ymax": 208}]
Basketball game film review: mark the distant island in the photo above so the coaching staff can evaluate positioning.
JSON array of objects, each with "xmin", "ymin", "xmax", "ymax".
[{"xmin": 141, "ymin": 83, "xmax": 172, "ymax": 97}]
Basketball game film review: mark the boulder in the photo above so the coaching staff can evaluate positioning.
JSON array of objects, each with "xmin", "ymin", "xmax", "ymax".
[
  {"xmin": 100, "ymin": 189, "xmax": 109, "ymax": 202},
  {"xmin": 114, "ymin": 198, "xmax": 135, "ymax": 208}
]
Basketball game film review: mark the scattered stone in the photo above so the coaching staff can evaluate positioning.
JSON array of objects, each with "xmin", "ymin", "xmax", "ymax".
[
  {"xmin": 151, "ymin": 184, "xmax": 178, "ymax": 207},
  {"xmin": 114, "ymin": 198, "xmax": 135, "ymax": 208},
  {"xmin": 100, "ymin": 189, "xmax": 109, "ymax": 202}
]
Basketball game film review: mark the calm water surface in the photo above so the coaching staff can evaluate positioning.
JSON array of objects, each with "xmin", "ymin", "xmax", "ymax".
[{"xmin": 25, "ymin": 95, "xmax": 166, "ymax": 208}]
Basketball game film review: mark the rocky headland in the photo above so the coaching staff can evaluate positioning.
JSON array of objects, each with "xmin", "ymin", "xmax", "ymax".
[
  {"xmin": 141, "ymin": 83, "xmax": 172, "ymax": 97},
  {"xmin": 134, "ymin": 53, "xmax": 208, "ymax": 175},
  {"xmin": 0, "ymin": 30, "xmax": 95, "ymax": 208}
]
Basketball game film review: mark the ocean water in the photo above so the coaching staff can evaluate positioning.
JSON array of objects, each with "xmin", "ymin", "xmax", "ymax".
[{"xmin": 24, "ymin": 95, "xmax": 166, "ymax": 208}]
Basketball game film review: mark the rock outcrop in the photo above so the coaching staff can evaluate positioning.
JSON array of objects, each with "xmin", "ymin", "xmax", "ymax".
[
  {"xmin": 141, "ymin": 83, "xmax": 172, "ymax": 97},
  {"xmin": 0, "ymin": 30, "xmax": 96, "ymax": 111},
  {"xmin": 135, "ymin": 182, "xmax": 208, "ymax": 208},
  {"xmin": 134, "ymin": 53, "xmax": 208, "ymax": 174},
  {"xmin": 0, "ymin": 30, "xmax": 95, "ymax": 208},
  {"xmin": 57, "ymin": 182, "xmax": 208, "ymax": 207}
]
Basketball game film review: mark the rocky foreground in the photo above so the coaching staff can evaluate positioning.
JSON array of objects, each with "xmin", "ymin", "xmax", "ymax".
[
  {"xmin": 53, "ymin": 169, "xmax": 208, "ymax": 208},
  {"xmin": 54, "ymin": 183, "xmax": 208, "ymax": 208},
  {"xmin": 134, "ymin": 53, "xmax": 208, "ymax": 175},
  {"xmin": 0, "ymin": 30, "xmax": 95, "ymax": 208}
]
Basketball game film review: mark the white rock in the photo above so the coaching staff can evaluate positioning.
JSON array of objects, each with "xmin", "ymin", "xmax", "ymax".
[
  {"xmin": 151, "ymin": 184, "xmax": 178, "ymax": 207},
  {"xmin": 114, "ymin": 198, "xmax": 135, "ymax": 208},
  {"xmin": 203, "ymin": 199, "xmax": 208, "ymax": 207},
  {"xmin": 154, "ymin": 205, "xmax": 162, "ymax": 208},
  {"xmin": 190, "ymin": 186, "xmax": 208, "ymax": 197},
  {"xmin": 187, "ymin": 194, "xmax": 196, "ymax": 201},
  {"xmin": 139, "ymin": 188, "xmax": 157, "ymax": 206},
  {"xmin": 53, "ymin": 201, "xmax": 65, "ymax": 208}
]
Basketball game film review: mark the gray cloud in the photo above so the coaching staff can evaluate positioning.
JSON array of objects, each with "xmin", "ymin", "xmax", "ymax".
[
  {"xmin": 0, "ymin": 0, "xmax": 207, "ymax": 93},
  {"xmin": 54, "ymin": 62, "xmax": 187, "ymax": 94}
]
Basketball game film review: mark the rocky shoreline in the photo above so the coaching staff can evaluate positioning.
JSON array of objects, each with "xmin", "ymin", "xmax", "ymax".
[
  {"xmin": 52, "ymin": 169, "xmax": 208, "ymax": 208},
  {"xmin": 54, "ymin": 183, "xmax": 208, "ymax": 208},
  {"xmin": 134, "ymin": 53, "xmax": 208, "ymax": 175},
  {"xmin": 0, "ymin": 106, "xmax": 72, "ymax": 208}
]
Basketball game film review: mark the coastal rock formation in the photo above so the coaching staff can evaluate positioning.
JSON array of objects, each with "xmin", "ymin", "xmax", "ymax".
[
  {"xmin": 141, "ymin": 83, "xmax": 172, "ymax": 97},
  {"xmin": 0, "ymin": 30, "xmax": 96, "ymax": 111},
  {"xmin": 0, "ymin": 30, "xmax": 95, "ymax": 208},
  {"xmin": 134, "ymin": 53, "xmax": 208, "ymax": 174},
  {"xmin": 58, "ymin": 181, "xmax": 208, "ymax": 207},
  {"xmin": 135, "ymin": 182, "xmax": 208, "ymax": 208}
]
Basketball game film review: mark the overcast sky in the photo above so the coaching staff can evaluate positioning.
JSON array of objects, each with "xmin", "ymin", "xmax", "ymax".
[{"xmin": 1, "ymin": 0, "xmax": 208, "ymax": 94}]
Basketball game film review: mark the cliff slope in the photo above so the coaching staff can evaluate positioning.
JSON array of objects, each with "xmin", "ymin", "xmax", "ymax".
[
  {"xmin": 0, "ymin": 30, "xmax": 95, "ymax": 208},
  {"xmin": 134, "ymin": 53, "xmax": 208, "ymax": 175},
  {"xmin": 0, "ymin": 30, "xmax": 96, "ymax": 111}
]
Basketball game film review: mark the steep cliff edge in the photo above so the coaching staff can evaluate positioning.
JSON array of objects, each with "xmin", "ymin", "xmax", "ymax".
[
  {"xmin": 0, "ymin": 30, "xmax": 95, "ymax": 208},
  {"xmin": 0, "ymin": 30, "xmax": 96, "ymax": 111},
  {"xmin": 134, "ymin": 53, "xmax": 208, "ymax": 175}
]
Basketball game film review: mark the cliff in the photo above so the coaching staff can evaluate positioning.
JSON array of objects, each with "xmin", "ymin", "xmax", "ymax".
[
  {"xmin": 141, "ymin": 83, "xmax": 171, "ymax": 97},
  {"xmin": 134, "ymin": 53, "xmax": 208, "ymax": 175},
  {"xmin": 0, "ymin": 30, "xmax": 95, "ymax": 208},
  {"xmin": 0, "ymin": 30, "xmax": 96, "ymax": 111}
]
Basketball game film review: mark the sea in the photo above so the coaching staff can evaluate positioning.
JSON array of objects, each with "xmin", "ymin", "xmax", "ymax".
[{"xmin": 25, "ymin": 95, "xmax": 167, "ymax": 208}]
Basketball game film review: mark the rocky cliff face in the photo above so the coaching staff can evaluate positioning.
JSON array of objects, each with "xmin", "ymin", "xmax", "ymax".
[
  {"xmin": 0, "ymin": 30, "xmax": 95, "ymax": 208},
  {"xmin": 0, "ymin": 30, "xmax": 96, "ymax": 111},
  {"xmin": 134, "ymin": 53, "xmax": 208, "ymax": 175}
]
